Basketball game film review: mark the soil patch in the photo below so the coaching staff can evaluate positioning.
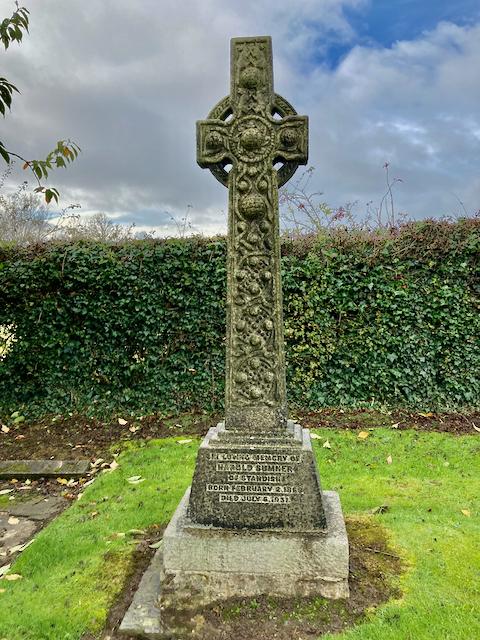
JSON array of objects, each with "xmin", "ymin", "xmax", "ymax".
[
  {"xmin": 298, "ymin": 408, "xmax": 480, "ymax": 437},
  {"xmin": 1, "ymin": 408, "xmax": 476, "ymax": 466},
  {"xmin": 102, "ymin": 516, "xmax": 404, "ymax": 640},
  {"xmin": 0, "ymin": 411, "xmax": 217, "ymax": 462}
]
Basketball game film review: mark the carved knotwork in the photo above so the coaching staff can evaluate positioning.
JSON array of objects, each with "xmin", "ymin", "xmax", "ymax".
[{"xmin": 196, "ymin": 36, "xmax": 308, "ymax": 431}]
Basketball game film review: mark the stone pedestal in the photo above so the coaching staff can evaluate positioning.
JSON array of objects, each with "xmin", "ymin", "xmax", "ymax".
[
  {"xmin": 188, "ymin": 421, "xmax": 326, "ymax": 530},
  {"xmin": 162, "ymin": 488, "xmax": 349, "ymax": 607}
]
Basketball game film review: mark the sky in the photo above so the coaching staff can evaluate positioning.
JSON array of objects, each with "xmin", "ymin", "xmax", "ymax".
[{"xmin": 2, "ymin": 0, "xmax": 480, "ymax": 236}]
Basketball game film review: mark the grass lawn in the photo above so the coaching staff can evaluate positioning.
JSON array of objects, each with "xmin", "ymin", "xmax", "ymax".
[{"xmin": 0, "ymin": 428, "xmax": 479, "ymax": 640}]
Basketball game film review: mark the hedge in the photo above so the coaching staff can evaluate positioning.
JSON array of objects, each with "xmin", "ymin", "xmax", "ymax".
[{"xmin": 0, "ymin": 219, "xmax": 478, "ymax": 417}]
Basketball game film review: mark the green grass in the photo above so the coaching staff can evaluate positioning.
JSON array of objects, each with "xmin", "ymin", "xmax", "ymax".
[{"xmin": 0, "ymin": 430, "xmax": 479, "ymax": 640}]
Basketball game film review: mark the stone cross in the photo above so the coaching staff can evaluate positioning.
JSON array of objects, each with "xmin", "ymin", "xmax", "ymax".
[
  {"xmin": 197, "ymin": 36, "xmax": 308, "ymax": 434},
  {"xmin": 189, "ymin": 36, "xmax": 326, "ymax": 531}
]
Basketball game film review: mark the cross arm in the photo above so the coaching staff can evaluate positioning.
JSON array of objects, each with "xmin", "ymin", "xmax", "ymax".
[
  {"xmin": 197, "ymin": 119, "xmax": 231, "ymax": 169},
  {"xmin": 274, "ymin": 115, "xmax": 308, "ymax": 165}
]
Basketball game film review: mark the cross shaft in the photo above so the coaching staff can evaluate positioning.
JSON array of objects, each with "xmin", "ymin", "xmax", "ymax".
[{"xmin": 197, "ymin": 36, "xmax": 308, "ymax": 433}]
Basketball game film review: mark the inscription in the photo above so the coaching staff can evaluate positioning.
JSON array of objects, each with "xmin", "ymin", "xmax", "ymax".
[
  {"xmin": 219, "ymin": 494, "xmax": 292, "ymax": 504},
  {"xmin": 206, "ymin": 483, "xmax": 300, "ymax": 494},
  {"xmin": 215, "ymin": 462, "xmax": 295, "ymax": 473},
  {"xmin": 226, "ymin": 473, "xmax": 290, "ymax": 483},
  {"xmin": 209, "ymin": 452, "xmax": 301, "ymax": 463}
]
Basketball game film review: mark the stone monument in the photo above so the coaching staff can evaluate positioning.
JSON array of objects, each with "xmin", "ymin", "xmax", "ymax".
[{"xmin": 120, "ymin": 36, "xmax": 349, "ymax": 637}]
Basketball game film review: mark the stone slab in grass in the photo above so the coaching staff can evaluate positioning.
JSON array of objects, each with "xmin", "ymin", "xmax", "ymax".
[
  {"xmin": 8, "ymin": 496, "xmax": 67, "ymax": 521},
  {"xmin": 0, "ymin": 459, "xmax": 89, "ymax": 480}
]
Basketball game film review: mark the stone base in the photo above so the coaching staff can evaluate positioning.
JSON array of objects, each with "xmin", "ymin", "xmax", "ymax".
[
  {"xmin": 163, "ymin": 487, "xmax": 348, "ymax": 605},
  {"xmin": 120, "ymin": 488, "xmax": 349, "ymax": 637}
]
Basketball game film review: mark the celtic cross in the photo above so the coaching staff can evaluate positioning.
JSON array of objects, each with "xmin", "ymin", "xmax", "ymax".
[{"xmin": 197, "ymin": 36, "xmax": 308, "ymax": 434}]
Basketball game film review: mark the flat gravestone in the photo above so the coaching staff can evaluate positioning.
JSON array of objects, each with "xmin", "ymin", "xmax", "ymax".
[
  {"xmin": 8, "ymin": 496, "xmax": 67, "ymax": 521},
  {"xmin": 0, "ymin": 459, "xmax": 89, "ymax": 480}
]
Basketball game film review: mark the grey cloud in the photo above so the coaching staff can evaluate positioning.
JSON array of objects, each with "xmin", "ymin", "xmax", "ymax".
[{"xmin": 2, "ymin": 1, "xmax": 479, "ymax": 235}]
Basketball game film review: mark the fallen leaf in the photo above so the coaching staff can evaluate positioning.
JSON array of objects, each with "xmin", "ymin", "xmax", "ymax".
[
  {"xmin": 0, "ymin": 588, "xmax": 5, "ymax": 593},
  {"xmin": 391, "ymin": 422, "xmax": 400, "ymax": 429},
  {"xmin": 472, "ymin": 423, "xmax": 480, "ymax": 433},
  {"xmin": 371, "ymin": 504, "xmax": 390, "ymax": 515},
  {"xmin": 0, "ymin": 565, "xmax": 11, "ymax": 577},
  {"xmin": 7, "ymin": 517, "xmax": 19, "ymax": 525},
  {"xmin": 56, "ymin": 478, "xmax": 68, "ymax": 485},
  {"xmin": 177, "ymin": 439, "xmax": 192, "ymax": 444},
  {"xmin": 309, "ymin": 433, "xmax": 321, "ymax": 440},
  {"xmin": 322, "ymin": 440, "xmax": 332, "ymax": 449},
  {"xmin": 126, "ymin": 529, "xmax": 145, "ymax": 536},
  {"xmin": 461, "ymin": 509, "xmax": 471, "ymax": 517},
  {"xmin": 386, "ymin": 455, "xmax": 393, "ymax": 465},
  {"xmin": 129, "ymin": 426, "xmax": 139, "ymax": 433},
  {"xmin": 118, "ymin": 418, "xmax": 128, "ymax": 426},
  {"xmin": 14, "ymin": 435, "xmax": 25, "ymax": 440},
  {"xmin": 0, "ymin": 489, "xmax": 13, "ymax": 495},
  {"xmin": 90, "ymin": 511, "xmax": 99, "ymax": 518},
  {"xmin": 127, "ymin": 475, "xmax": 145, "ymax": 485},
  {"xmin": 149, "ymin": 540, "xmax": 163, "ymax": 549},
  {"xmin": 9, "ymin": 540, "xmax": 34, "ymax": 554},
  {"xmin": 10, "ymin": 479, "xmax": 18, "ymax": 484},
  {"xmin": 418, "ymin": 412, "xmax": 434, "ymax": 418},
  {"xmin": 1, "ymin": 425, "xmax": 9, "ymax": 433},
  {"xmin": 358, "ymin": 431, "xmax": 370, "ymax": 440},
  {"xmin": 4, "ymin": 574, "xmax": 22, "ymax": 581},
  {"xmin": 91, "ymin": 458, "xmax": 104, "ymax": 467}
]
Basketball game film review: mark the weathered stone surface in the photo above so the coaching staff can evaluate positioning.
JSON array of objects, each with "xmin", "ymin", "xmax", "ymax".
[
  {"xmin": 8, "ymin": 496, "xmax": 67, "ymax": 521},
  {"xmin": 190, "ymin": 35, "xmax": 326, "ymax": 531},
  {"xmin": 0, "ymin": 514, "xmax": 37, "ymax": 552},
  {"xmin": 0, "ymin": 459, "xmax": 89, "ymax": 480}
]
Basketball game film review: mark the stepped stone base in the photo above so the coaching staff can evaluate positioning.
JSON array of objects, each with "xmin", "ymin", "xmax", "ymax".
[
  {"xmin": 120, "ymin": 489, "xmax": 349, "ymax": 637},
  {"xmin": 163, "ymin": 487, "xmax": 349, "ymax": 605}
]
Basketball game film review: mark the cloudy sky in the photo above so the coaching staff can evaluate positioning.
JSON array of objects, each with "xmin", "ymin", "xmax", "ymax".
[{"xmin": 3, "ymin": 0, "xmax": 480, "ymax": 235}]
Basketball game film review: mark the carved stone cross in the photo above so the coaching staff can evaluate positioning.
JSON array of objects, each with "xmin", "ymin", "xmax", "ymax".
[
  {"xmin": 197, "ymin": 36, "xmax": 308, "ymax": 434},
  {"xmin": 189, "ymin": 36, "xmax": 326, "ymax": 531}
]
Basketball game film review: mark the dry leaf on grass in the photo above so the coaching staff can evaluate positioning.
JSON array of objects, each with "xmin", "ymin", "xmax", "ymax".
[
  {"xmin": 4, "ymin": 574, "xmax": 22, "ymax": 581},
  {"xmin": 358, "ymin": 431, "xmax": 370, "ymax": 440},
  {"xmin": 7, "ymin": 517, "xmax": 19, "ymax": 525},
  {"xmin": 0, "ymin": 565, "xmax": 11, "ymax": 577},
  {"xmin": 177, "ymin": 439, "xmax": 192, "ymax": 444},
  {"xmin": 322, "ymin": 440, "xmax": 332, "ymax": 449},
  {"xmin": 386, "ymin": 455, "xmax": 393, "ymax": 465},
  {"xmin": 118, "ymin": 418, "xmax": 128, "ymax": 426},
  {"xmin": 461, "ymin": 509, "xmax": 471, "ymax": 517}
]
